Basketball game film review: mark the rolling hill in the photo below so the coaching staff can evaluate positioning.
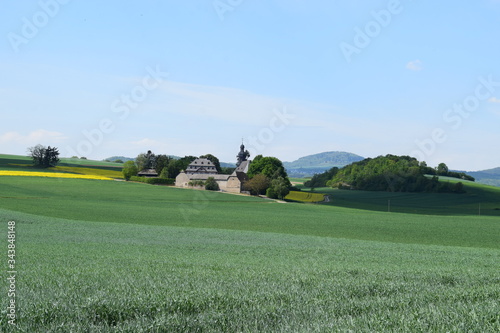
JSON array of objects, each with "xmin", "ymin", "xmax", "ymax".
[
  {"xmin": 1, "ymin": 153, "xmax": 499, "ymax": 331},
  {"xmin": 283, "ymin": 151, "xmax": 364, "ymax": 177},
  {"xmin": 467, "ymin": 167, "xmax": 500, "ymax": 187}
]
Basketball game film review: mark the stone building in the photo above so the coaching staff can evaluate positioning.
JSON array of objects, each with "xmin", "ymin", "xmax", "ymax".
[{"xmin": 175, "ymin": 144, "xmax": 251, "ymax": 193}]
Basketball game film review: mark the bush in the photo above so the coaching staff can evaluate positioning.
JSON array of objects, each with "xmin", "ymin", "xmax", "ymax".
[
  {"xmin": 129, "ymin": 176, "xmax": 175, "ymax": 185},
  {"xmin": 188, "ymin": 180, "xmax": 205, "ymax": 187},
  {"xmin": 266, "ymin": 187, "xmax": 277, "ymax": 199},
  {"xmin": 205, "ymin": 177, "xmax": 219, "ymax": 191},
  {"xmin": 244, "ymin": 174, "xmax": 270, "ymax": 195},
  {"xmin": 122, "ymin": 161, "xmax": 138, "ymax": 181},
  {"xmin": 270, "ymin": 176, "xmax": 290, "ymax": 200}
]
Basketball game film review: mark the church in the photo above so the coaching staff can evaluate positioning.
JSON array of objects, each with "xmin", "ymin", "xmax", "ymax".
[{"xmin": 175, "ymin": 143, "xmax": 251, "ymax": 193}]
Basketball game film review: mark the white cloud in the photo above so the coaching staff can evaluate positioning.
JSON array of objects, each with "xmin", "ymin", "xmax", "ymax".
[
  {"xmin": 158, "ymin": 81, "xmax": 289, "ymax": 126},
  {"xmin": 0, "ymin": 129, "xmax": 66, "ymax": 145},
  {"xmin": 406, "ymin": 59, "xmax": 423, "ymax": 71},
  {"xmin": 488, "ymin": 97, "xmax": 500, "ymax": 103}
]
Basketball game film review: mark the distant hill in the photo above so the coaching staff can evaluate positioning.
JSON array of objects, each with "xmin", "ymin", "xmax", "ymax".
[
  {"xmin": 465, "ymin": 167, "xmax": 500, "ymax": 187},
  {"xmin": 283, "ymin": 151, "xmax": 364, "ymax": 178},
  {"xmin": 104, "ymin": 156, "xmax": 135, "ymax": 162},
  {"xmin": 104, "ymin": 155, "xmax": 181, "ymax": 163},
  {"xmin": 220, "ymin": 162, "xmax": 236, "ymax": 168}
]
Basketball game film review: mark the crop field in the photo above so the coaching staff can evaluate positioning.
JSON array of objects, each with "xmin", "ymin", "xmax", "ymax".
[
  {"xmin": 0, "ymin": 154, "xmax": 123, "ymax": 173},
  {"xmin": 0, "ymin": 170, "xmax": 113, "ymax": 180},
  {"xmin": 0, "ymin": 157, "xmax": 499, "ymax": 331},
  {"xmin": 306, "ymin": 184, "xmax": 500, "ymax": 217},
  {"xmin": 51, "ymin": 166, "xmax": 123, "ymax": 179},
  {"xmin": 285, "ymin": 190, "xmax": 325, "ymax": 203}
]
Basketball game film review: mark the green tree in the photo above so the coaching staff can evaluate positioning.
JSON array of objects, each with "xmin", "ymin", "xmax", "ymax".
[
  {"xmin": 221, "ymin": 167, "xmax": 236, "ymax": 175},
  {"xmin": 165, "ymin": 156, "xmax": 198, "ymax": 178},
  {"xmin": 244, "ymin": 174, "xmax": 270, "ymax": 195},
  {"xmin": 155, "ymin": 154, "xmax": 171, "ymax": 174},
  {"xmin": 270, "ymin": 176, "xmax": 290, "ymax": 200},
  {"xmin": 28, "ymin": 145, "xmax": 60, "ymax": 168},
  {"xmin": 166, "ymin": 159, "xmax": 181, "ymax": 178},
  {"xmin": 122, "ymin": 161, "xmax": 138, "ymax": 180},
  {"xmin": 437, "ymin": 163, "xmax": 449, "ymax": 176},
  {"xmin": 199, "ymin": 154, "xmax": 221, "ymax": 173},
  {"xmin": 159, "ymin": 167, "xmax": 169, "ymax": 179},
  {"xmin": 266, "ymin": 186, "xmax": 277, "ymax": 199},
  {"xmin": 247, "ymin": 155, "xmax": 290, "ymax": 183},
  {"xmin": 328, "ymin": 155, "xmax": 470, "ymax": 193},
  {"xmin": 135, "ymin": 153, "xmax": 148, "ymax": 171},
  {"xmin": 178, "ymin": 156, "xmax": 198, "ymax": 171},
  {"xmin": 205, "ymin": 177, "xmax": 220, "ymax": 191},
  {"xmin": 304, "ymin": 167, "xmax": 339, "ymax": 188}
]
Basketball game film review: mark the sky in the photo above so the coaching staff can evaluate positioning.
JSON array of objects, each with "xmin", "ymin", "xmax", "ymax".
[{"xmin": 1, "ymin": 0, "xmax": 499, "ymax": 171}]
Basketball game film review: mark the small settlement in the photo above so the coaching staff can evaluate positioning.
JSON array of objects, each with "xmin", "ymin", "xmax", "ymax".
[{"xmin": 175, "ymin": 143, "xmax": 251, "ymax": 193}]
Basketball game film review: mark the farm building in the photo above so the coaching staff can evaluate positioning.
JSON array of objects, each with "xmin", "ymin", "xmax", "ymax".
[
  {"xmin": 137, "ymin": 169, "xmax": 158, "ymax": 177},
  {"xmin": 175, "ymin": 144, "xmax": 251, "ymax": 193},
  {"xmin": 137, "ymin": 150, "xmax": 158, "ymax": 177}
]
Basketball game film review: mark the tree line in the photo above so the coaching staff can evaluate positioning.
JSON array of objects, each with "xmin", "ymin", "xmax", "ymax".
[{"xmin": 305, "ymin": 155, "xmax": 474, "ymax": 193}]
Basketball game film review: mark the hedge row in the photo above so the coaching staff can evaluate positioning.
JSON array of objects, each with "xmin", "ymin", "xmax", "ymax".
[{"xmin": 129, "ymin": 176, "xmax": 175, "ymax": 185}]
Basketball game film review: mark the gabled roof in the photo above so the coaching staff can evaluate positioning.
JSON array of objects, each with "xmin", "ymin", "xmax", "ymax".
[
  {"xmin": 138, "ymin": 168, "xmax": 158, "ymax": 177},
  {"xmin": 232, "ymin": 160, "xmax": 250, "ymax": 175},
  {"xmin": 186, "ymin": 158, "xmax": 218, "ymax": 174}
]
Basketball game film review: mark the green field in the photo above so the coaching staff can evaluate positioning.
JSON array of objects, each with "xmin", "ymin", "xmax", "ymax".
[
  {"xmin": 0, "ymin": 154, "xmax": 123, "ymax": 171},
  {"xmin": 0, "ymin": 156, "xmax": 499, "ymax": 331},
  {"xmin": 303, "ymin": 183, "xmax": 500, "ymax": 217}
]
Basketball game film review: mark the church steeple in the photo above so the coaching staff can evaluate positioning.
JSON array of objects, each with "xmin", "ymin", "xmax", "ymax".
[{"xmin": 236, "ymin": 141, "xmax": 250, "ymax": 167}]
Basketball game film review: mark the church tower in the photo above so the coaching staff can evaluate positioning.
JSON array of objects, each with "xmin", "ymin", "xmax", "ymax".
[{"xmin": 236, "ymin": 141, "xmax": 250, "ymax": 167}]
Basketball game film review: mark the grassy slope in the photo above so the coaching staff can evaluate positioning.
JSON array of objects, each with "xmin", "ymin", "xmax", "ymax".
[
  {"xmin": 308, "ymin": 182, "xmax": 500, "ymax": 217},
  {"xmin": 0, "ymin": 176, "xmax": 499, "ymax": 249},
  {"xmin": 0, "ymin": 156, "xmax": 499, "ymax": 331},
  {"xmin": 0, "ymin": 210, "xmax": 498, "ymax": 332},
  {"xmin": 0, "ymin": 154, "xmax": 123, "ymax": 170}
]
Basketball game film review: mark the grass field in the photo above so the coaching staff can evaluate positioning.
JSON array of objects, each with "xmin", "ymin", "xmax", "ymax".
[
  {"xmin": 0, "ymin": 209, "xmax": 498, "ymax": 332},
  {"xmin": 302, "ymin": 183, "xmax": 500, "ymax": 217},
  {"xmin": 0, "ymin": 155, "xmax": 499, "ymax": 331},
  {"xmin": 1, "ymin": 176, "xmax": 499, "ymax": 248}
]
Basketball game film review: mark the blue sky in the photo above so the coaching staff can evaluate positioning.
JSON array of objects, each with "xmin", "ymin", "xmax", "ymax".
[{"xmin": 1, "ymin": 0, "xmax": 499, "ymax": 171}]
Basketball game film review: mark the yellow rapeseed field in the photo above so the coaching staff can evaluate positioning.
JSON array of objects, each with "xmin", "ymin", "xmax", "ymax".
[
  {"xmin": 285, "ymin": 191, "xmax": 325, "ymax": 203},
  {"xmin": 0, "ymin": 171, "xmax": 113, "ymax": 180},
  {"xmin": 51, "ymin": 166, "xmax": 123, "ymax": 179}
]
